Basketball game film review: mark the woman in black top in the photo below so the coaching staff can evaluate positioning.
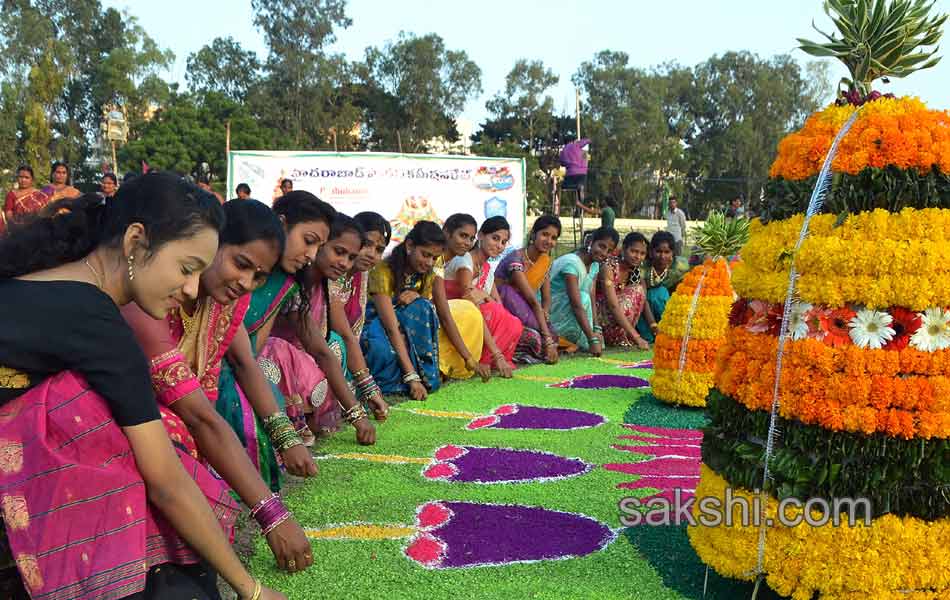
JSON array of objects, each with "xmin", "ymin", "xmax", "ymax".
[{"xmin": 0, "ymin": 172, "xmax": 283, "ymax": 600}]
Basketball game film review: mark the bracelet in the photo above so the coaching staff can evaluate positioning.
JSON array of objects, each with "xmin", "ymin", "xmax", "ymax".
[
  {"xmin": 352, "ymin": 367, "xmax": 370, "ymax": 380},
  {"xmin": 250, "ymin": 493, "xmax": 279, "ymax": 518},
  {"xmin": 340, "ymin": 402, "xmax": 368, "ymax": 424},
  {"xmin": 262, "ymin": 413, "xmax": 303, "ymax": 452},
  {"xmin": 262, "ymin": 511, "xmax": 292, "ymax": 536},
  {"xmin": 593, "ymin": 325, "xmax": 603, "ymax": 334},
  {"xmin": 246, "ymin": 579, "xmax": 262, "ymax": 600},
  {"xmin": 402, "ymin": 371, "xmax": 421, "ymax": 384}
]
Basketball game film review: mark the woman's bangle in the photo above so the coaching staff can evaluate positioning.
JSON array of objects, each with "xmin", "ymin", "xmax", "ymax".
[
  {"xmin": 352, "ymin": 367, "xmax": 370, "ymax": 380},
  {"xmin": 263, "ymin": 413, "xmax": 303, "ymax": 452},
  {"xmin": 340, "ymin": 402, "xmax": 368, "ymax": 424},
  {"xmin": 251, "ymin": 493, "xmax": 292, "ymax": 534},
  {"xmin": 244, "ymin": 579, "xmax": 262, "ymax": 600},
  {"xmin": 402, "ymin": 371, "xmax": 421, "ymax": 384}
]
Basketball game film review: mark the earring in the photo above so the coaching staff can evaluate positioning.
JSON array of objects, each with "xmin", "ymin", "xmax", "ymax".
[{"xmin": 127, "ymin": 254, "xmax": 135, "ymax": 281}]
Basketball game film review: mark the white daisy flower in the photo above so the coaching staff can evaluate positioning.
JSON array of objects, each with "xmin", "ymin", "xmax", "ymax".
[
  {"xmin": 848, "ymin": 308, "xmax": 895, "ymax": 349},
  {"xmin": 788, "ymin": 302, "xmax": 813, "ymax": 341},
  {"xmin": 910, "ymin": 307, "xmax": 950, "ymax": 352}
]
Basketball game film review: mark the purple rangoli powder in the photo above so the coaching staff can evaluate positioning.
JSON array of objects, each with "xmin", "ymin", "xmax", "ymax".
[
  {"xmin": 423, "ymin": 445, "xmax": 591, "ymax": 484},
  {"xmin": 405, "ymin": 501, "xmax": 615, "ymax": 568}
]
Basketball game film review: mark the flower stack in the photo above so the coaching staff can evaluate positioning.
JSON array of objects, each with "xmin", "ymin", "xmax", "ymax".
[
  {"xmin": 651, "ymin": 213, "xmax": 748, "ymax": 407},
  {"xmin": 688, "ymin": 3, "xmax": 950, "ymax": 598}
]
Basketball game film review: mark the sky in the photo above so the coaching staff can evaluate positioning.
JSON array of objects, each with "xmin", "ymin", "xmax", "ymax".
[{"xmin": 104, "ymin": 0, "xmax": 950, "ymax": 126}]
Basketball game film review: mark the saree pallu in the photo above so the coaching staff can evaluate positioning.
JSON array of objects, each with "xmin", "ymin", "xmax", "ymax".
[
  {"xmin": 329, "ymin": 271, "xmax": 368, "ymax": 338},
  {"xmin": 437, "ymin": 298, "xmax": 483, "ymax": 379},
  {"xmin": 2, "ymin": 190, "xmax": 49, "ymax": 233},
  {"xmin": 550, "ymin": 254, "xmax": 600, "ymax": 352},
  {"xmin": 636, "ymin": 286, "xmax": 671, "ymax": 343},
  {"xmin": 496, "ymin": 250, "xmax": 555, "ymax": 364},
  {"xmin": 0, "ymin": 372, "xmax": 236, "ymax": 600},
  {"xmin": 361, "ymin": 298, "xmax": 441, "ymax": 395},
  {"xmin": 258, "ymin": 331, "xmax": 347, "ymax": 436},
  {"xmin": 444, "ymin": 276, "xmax": 519, "ymax": 368},
  {"xmin": 215, "ymin": 273, "xmax": 294, "ymax": 493}
]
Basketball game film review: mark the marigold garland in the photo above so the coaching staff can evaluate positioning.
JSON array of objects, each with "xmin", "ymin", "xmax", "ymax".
[
  {"xmin": 716, "ymin": 327, "xmax": 950, "ymax": 439},
  {"xmin": 688, "ymin": 465, "xmax": 950, "ymax": 600},
  {"xmin": 733, "ymin": 209, "xmax": 950, "ymax": 309},
  {"xmin": 657, "ymin": 295, "xmax": 733, "ymax": 340},
  {"xmin": 768, "ymin": 96, "xmax": 950, "ymax": 181},
  {"xmin": 652, "ymin": 334, "xmax": 721, "ymax": 372},
  {"xmin": 651, "ymin": 258, "xmax": 735, "ymax": 407},
  {"xmin": 650, "ymin": 369, "xmax": 714, "ymax": 407}
]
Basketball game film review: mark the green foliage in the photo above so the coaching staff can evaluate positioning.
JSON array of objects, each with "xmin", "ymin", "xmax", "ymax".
[
  {"xmin": 764, "ymin": 165, "xmax": 950, "ymax": 220},
  {"xmin": 798, "ymin": 0, "xmax": 946, "ymax": 95},
  {"xmin": 185, "ymin": 37, "xmax": 261, "ymax": 102},
  {"xmin": 703, "ymin": 390, "xmax": 950, "ymax": 520},
  {"xmin": 120, "ymin": 92, "xmax": 272, "ymax": 181},
  {"xmin": 361, "ymin": 32, "xmax": 482, "ymax": 152},
  {"xmin": 485, "ymin": 59, "xmax": 559, "ymax": 154}
]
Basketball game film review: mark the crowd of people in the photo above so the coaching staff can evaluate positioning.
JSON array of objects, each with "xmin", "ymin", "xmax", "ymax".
[{"xmin": 0, "ymin": 167, "xmax": 697, "ymax": 600}]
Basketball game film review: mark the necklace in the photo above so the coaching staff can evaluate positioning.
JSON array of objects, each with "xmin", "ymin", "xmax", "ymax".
[
  {"xmin": 523, "ymin": 247, "xmax": 539, "ymax": 271},
  {"xmin": 179, "ymin": 300, "xmax": 202, "ymax": 337},
  {"xmin": 651, "ymin": 265, "xmax": 669, "ymax": 285},
  {"xmin": 624, "ymin": 261, "xmax": 642, "ymax": 287},
  {"xmin": 83, "ymin": 259, "xmax": 103, "ymax": 289}
]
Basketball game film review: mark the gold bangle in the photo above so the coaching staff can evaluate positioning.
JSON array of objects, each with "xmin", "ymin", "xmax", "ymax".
[{"xmin": 248, "ymin": 579, "xmax": 262, "ymax": 600}]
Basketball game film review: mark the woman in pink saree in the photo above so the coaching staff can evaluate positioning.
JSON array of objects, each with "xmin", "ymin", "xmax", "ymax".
[
  {"xmin": 0, "ymin": 175, "xmax": 284, "ymax": 600},
  {"xmin": 595, "ymin": 232, "xmax": 651, "ymax": 349}
]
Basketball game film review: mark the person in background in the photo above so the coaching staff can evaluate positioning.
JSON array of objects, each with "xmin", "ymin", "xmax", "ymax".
[
  {"xmin": 600, "ymin": 196, "xmax": 617, "ymax": 231},
  {"xmin": 2, "ymin": 166, "xmax": 49, "ymax": 232},
  {"xmin": 726, "ymin": 195, "xmax": 745, "ymax": 219},
  {"xmin": 666, "ymin": 195, "xmax": 688, "ymax": 257},
  {"xmin": 235, "ymin": 183, "xmax": 252, "ymax": 200},
  {"xmin": 100, "ymin": 172, "xmax": 118, "ymax": 198},
  {"xmin": 197, "ymin": 178, "xmax": 225, "ymax": 204},
  {"xmin": 41, "ymin": 161, "xmax": 81, "ymax": 204},
  {"xmin": 280, "ymin": 179, "xmax": 293, "ymax": 195}
]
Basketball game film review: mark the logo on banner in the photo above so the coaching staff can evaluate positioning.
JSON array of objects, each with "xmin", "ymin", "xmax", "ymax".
[
  {"xmin": 484, "ymin": 197, "xmax": 507, "ymax": 219},
  {"xmin": 473, "ymin": 166, "xmax": 514, "ymax": 192}
]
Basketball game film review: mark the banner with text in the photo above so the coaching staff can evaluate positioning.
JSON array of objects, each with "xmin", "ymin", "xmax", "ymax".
[{"xmin": 227, "ymin": 151, "xmax": 526, "ymax": 247}]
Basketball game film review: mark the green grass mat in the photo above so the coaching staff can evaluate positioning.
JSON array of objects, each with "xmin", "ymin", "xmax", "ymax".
[{"xmin": 248, "ymin": 350, "xmax": 785, "ymax": 599}]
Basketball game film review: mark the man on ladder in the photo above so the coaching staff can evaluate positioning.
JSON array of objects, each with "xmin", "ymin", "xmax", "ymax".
[{"xmin": 559, "ymin": 138, "xmax": 598, "ymax": 246}]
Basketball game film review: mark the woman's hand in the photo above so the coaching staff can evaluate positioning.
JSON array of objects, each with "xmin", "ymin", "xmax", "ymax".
[
  {"xmin": 544, "ymin": 339, "xmax": 559, "ymax": 364},
  {"xmin": 474, "ymin": 362, "xmax": 492, "ymax": 382},
  {"xmin": 408, "ymin": 380, "xmax": 428, "ymax": 401},
  {"xmin": 353, "ymin": 418, "xmax": 376, "ymax": 445},
  {"xmin": 257, "ymin": 587, "xmax": 287, "ymax": 600},
  {"xmin": 367, "ymin": 390, "xmax": 389, "ymax": 421},
  {"xmin": 265, "ymin": 518, "xmax": 313, "ymax": 573},
  {"xmin": 634, "ymin": 335, "xmax": 650, "ymax": 350},
  {"xmin": 493, "ymin": 353, "xmax": 513, "ymax": 378},
  {"xmin": 397, "ymin": 290, "xmax": 420, "ymax": 306},
  {"xmin": 280, "ymin": 445, "xmax": 318, "ymax": 477},
  {"xmin": 466, "ymin": 288, "xmax": 490, "ymax": 305},
  {"xmin": 649, "ymin": 322, "xmax": 659, "ymax": 333},
  {"xmin": 590, "ymin": 337, "xmax": 604, "ymax": 357}
]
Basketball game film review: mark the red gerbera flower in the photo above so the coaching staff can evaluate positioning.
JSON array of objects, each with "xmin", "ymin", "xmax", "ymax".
[
  {"xmin": 884, "ymin": 307, "xmax": 922, "ymax": 351},
  {"xmin": 819, "ymin": 307, "xmax": 856, "ymax": 347},
  {"xmin": 729, "ymin": 298, "xmax": 749, "ymax": 327}
]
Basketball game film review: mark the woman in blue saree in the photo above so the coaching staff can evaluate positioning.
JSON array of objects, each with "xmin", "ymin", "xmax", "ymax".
[{"xmin": 362, "ymin": 221, "xmax": 446, "ymax": 401}]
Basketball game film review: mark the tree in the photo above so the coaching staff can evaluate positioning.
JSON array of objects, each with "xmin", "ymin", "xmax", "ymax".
[
  {"xmin": 485, "ymin": 59, "xmax": 559, "ymax": 153},
  {"xmin": 676, "ymin": 52, "xmax": 828, "ymax": 215},
  {"xmin": 362, "ymin": 32, "xmax": 482, "ymax": 152},
  {"xmin": 573, "ymin": 51, "xmax": 684, "ymax": 218},
  {"xmin": 120, "ymin": 91, "xmax": 274, "ymax": 181},
  {"xmin": 0, "ymin": 0, "xmax": 173, "ymax": 183},
  {"xmin": 250, "ymin": 0, "xmax": 354, "ymax": 149},
  {"xmin": 186, "ymin": 37, "xmax": 261, "ymax": 102}
]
